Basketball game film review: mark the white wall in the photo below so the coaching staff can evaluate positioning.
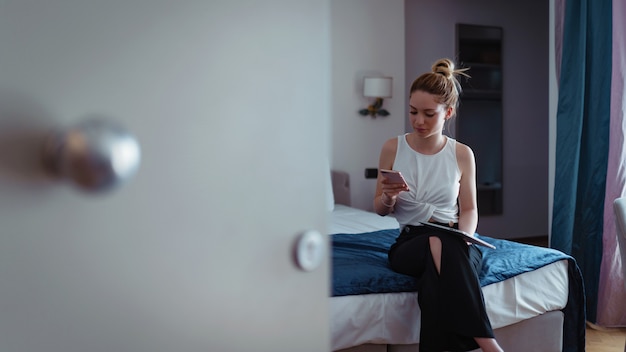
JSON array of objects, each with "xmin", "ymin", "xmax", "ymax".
[{"xmin": 331, "ymin": 0, "xmax": 405, "ymax": 211}]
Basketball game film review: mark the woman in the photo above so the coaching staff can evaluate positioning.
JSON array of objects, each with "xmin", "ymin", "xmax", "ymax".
[{"xmin": 373, "ymin": 58, "xmax": 503, "ymax": 352}]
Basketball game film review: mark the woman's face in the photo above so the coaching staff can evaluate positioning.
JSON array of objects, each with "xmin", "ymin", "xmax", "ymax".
[{"xmin": 409, "ymin": 90, "xmax": 452, "ymax": 138}]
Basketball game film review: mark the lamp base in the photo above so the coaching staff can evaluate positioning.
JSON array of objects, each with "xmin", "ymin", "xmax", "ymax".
[
  {"xmin": 359, "ymin": 108, "xmax": 389, "ymax": 117},
  {"xmin": 359, "ymin": 98, "xmax": 389, "ymax": 117}
]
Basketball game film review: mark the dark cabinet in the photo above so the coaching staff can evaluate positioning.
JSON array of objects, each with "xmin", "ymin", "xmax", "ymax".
[{"xmin": 456, "ymin": 24, "xmax": 503, "ymax": 215}]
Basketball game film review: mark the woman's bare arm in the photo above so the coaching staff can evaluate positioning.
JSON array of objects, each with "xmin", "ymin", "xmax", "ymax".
[{"xmin": 456, "ymin": 142, "xmax": 478, "ymax": 235}]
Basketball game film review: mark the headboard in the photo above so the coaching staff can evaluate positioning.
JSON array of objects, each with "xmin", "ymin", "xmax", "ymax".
[{"xmin": 331, "ymin": 170, "xmax": 351, "ymax": 206}]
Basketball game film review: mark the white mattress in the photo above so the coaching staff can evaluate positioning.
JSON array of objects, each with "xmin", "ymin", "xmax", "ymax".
[{"xmin": 329, "ymin": 205, "xmax": 569, "ymax": 351}]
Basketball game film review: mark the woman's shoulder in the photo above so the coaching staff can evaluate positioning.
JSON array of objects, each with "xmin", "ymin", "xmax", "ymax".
[
  {"xmin": 454, "ymin": 140, "xmax": 476, "ymax": 165},
  {"xmin": 382, "ymin": 135, "xmax": 401, "ymax": 153},
  {"xmin": 453, "ymin": 139, "xmax": 472, "ymax": 152},
  {"xmin": 378, "ymin": 136, "xmax": 402, "ymax": 169}
]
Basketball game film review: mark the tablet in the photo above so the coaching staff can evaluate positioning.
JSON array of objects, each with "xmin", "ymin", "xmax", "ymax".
[{"xmin": 419, "ymin": 221, "xmax": 496, "ymax": 249}]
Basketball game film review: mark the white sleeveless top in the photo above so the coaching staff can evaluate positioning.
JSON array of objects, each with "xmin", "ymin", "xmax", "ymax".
[{"xmin": 393, "ymin": 134, "xmax": 461, "ymax": 228}]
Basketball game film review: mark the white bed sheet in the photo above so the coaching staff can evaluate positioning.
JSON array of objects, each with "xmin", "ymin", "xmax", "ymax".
[
  {"xmin": 329, "ymin": 205, "xmax": 569, "ymax": 351},
  {"xmin": 329, "ymin": 204, "xmax": 400, "ymax": 234}
]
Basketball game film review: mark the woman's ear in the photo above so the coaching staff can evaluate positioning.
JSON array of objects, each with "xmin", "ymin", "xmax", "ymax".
[{"xmin": 445, "ymin": 106, "xmax": 454, "ymax": 120}]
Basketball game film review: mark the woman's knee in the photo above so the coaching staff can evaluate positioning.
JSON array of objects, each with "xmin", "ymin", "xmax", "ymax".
[{"xmin": 428, "ymin": 236, "xmax": 442, "ymax": 273}]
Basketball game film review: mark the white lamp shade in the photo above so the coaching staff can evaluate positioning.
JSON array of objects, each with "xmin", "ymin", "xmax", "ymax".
[{"xmin": 363, "ymin": 77, "xmax": 392, "ymax": 98}]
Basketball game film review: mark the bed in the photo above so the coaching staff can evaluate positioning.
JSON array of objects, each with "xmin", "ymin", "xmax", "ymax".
[{"xmin": 329, "ymin": 171, "xmax": 585, "ymax": 352}]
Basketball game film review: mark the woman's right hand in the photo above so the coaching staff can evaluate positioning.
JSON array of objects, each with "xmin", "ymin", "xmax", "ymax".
[
  {"xmin": 378, "ymin": 176, "xmax": 409, "ymax": 211},
  {"xmin": 381, "ymin": 176, "xmax": 409, "ymax": 199},
  {"xmin": 374, "ymin": 137, "xmax": 407, "ymax": 215}
]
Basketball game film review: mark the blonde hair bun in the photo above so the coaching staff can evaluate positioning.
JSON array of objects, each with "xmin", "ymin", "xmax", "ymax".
[{"xmin": 432, "ymin": 58, "xmax": 469, "ymax": 80}]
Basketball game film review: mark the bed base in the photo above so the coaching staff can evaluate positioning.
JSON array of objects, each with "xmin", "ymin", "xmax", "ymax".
[{"xmin": 335, "ymin": 310, "xmax": 564, "ymax": 352}]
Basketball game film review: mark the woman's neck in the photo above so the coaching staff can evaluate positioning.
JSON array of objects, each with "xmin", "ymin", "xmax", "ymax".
[{"xmin": 407, "ymin": 133, "xmax": 447, "ymax": 155}]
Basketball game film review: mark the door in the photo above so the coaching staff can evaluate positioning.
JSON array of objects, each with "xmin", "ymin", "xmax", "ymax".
[{"xmin": 0, "ymin": 1, "xmax": 331, "ymax": 351}]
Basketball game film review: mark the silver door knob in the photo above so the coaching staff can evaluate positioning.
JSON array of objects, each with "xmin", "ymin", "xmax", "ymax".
[{"xmin": 42, "ymin": 117, "xmax": 141, "ymax": 193}]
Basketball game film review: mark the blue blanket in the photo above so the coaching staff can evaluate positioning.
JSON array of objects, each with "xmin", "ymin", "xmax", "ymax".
[{"xmin": 331, "ymin": 229, "xmax": 585, "ymax": 352}]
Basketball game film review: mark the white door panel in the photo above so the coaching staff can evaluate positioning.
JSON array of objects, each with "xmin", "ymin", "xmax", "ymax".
[{"xmin": 0, "ymin": 1, "xmax": 330, "ymax": 351}]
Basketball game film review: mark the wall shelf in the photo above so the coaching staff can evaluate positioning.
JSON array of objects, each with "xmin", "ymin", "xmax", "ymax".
[{"xmin": 456, "ymin": 23, "xmax": 504, "ymax": 216}]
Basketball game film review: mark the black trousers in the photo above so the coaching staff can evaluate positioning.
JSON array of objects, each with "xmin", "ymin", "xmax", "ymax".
[{"xmin": 388, "ymin": 225, "xmax": 494, "ymax": 352}]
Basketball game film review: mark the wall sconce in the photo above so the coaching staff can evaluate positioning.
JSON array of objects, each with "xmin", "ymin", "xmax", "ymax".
[{"xmin": 359, "ymin": 77, "xmax": 392, "ymax": 117}]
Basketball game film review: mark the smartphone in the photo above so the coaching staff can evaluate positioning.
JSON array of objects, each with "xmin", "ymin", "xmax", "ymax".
[{"xmin": 380, "ymin": 169, "xmax": 408, "ymax": 187}]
